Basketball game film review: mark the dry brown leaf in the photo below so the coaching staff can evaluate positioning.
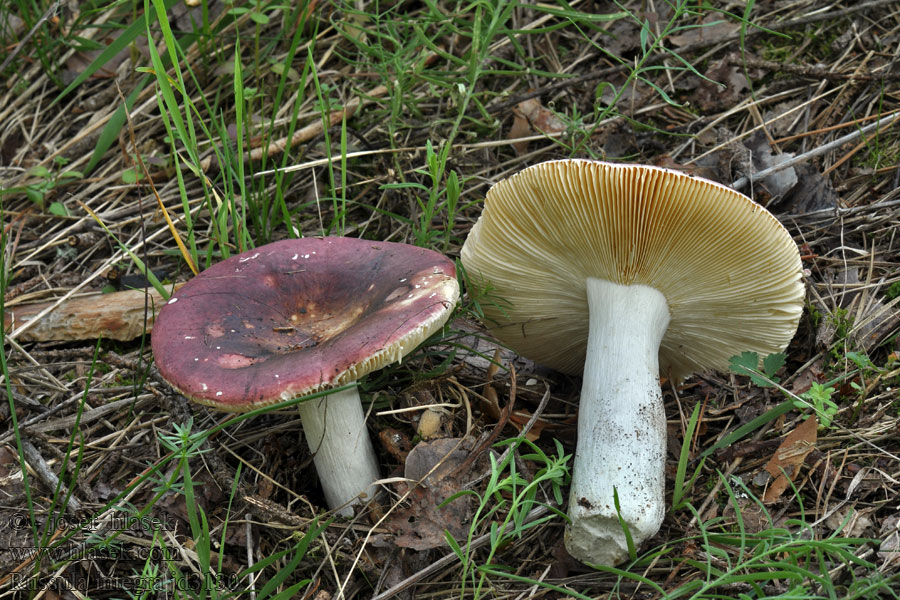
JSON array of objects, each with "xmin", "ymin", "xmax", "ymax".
[
  {"xmin": 745, "ymin": 132, "xmax": 798, "ymax": 200},
  {"xmin": 879, "ymin": 513, "xmax": 900, "ymax": 568},
  {"xmin": 852, "ymin": 296, "xmax": 900, "ymax": 352},
  {"xmin": 693, "ymin": 59, "xmax": 750, "ymax": 113},
  {"xmin": 508, "ymin": 111, "xmax": 532, "ymax": 155},
  {"xmin": 403, "ymin": 438, "xmax": 470, "ymax": 484},
  {"xmin": 601, "ymin": 17, "xmax": 641, "ymax": 56},
  {"xmin": 508, "ymin": 409, "xmax": 567, "ymax": 442},
  {"xmin": 480, "ymin": 349, "xmax": 505, "ymax": 418},
  {"xmin": 0, "ymin": 10, "xmax": 25, "ymax": 38},
  {"xmin": 508, "ymin": 410, "xmax": 544, "ymax": 442},
  {"xmin": 0, "ymin": 446, "xmax": 17, "ymax": 479},
  {"xmin": 763, "ymin": 99, "xmax": 804, "ymax": 138},
  {"xmin": 722, "ymin": 496, "xmax": 771, "ymax": 533},
  {"xmin": 777, "ymin": 163, "xmax": 839, "ymax": 214},
  {"xmin": 379, "ymin": 427, "xmax": 412, "ymax": 463},
  {"xmin": 790, "ymin": 358, "xmax": 825, "ymax": 396},
  {"xmin": 485, "ymin": 348, "xmax": 502, "ymax": 380},
  {"xmin": 519, "ymin": 99, "xmax": 566, "ymax": 135},
  {"xmin": 880, "ymin": 530, "xmax": 900, "ymax": 569},
  {"xmin": 762, "ymin": 416, "xmax": 818, "ymax": 504},
  {"xmin": 507, "ymin": 98, "xmax": 566, "ymax": 155},
  {"xmin": 824, "ymin": 505, "xmax": 875, "ymax": 537},
  {"xmin": 480, "ymin": 383, "xmax": 502, "ymax": 421},
  {"xmin": 668, "ymin": 16, "xmax": 739, "ymax": 47},
  {"xmin": 388, "ymin": 438, "xmax": 476, "ymax": 550},
  {"xmin": 481, "ymin": 384, "xmax": 561, "ymax": 442},
  {"xmin": 653, "ymin": 155, "xmax": 720, "ymax": 182}
]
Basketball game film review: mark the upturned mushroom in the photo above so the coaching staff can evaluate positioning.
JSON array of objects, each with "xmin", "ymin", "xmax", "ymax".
[
  {"xmin": 151, "ymin": 237, "xmax": 459, "ymax": 515},
  {"xmin": 461, "ymin": 160, "xmax": 804, "ymax": 565}
]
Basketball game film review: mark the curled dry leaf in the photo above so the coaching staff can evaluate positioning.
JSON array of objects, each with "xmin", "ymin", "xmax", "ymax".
[
  {"xmin": 825, "ymin": 505, "xmax": 875, "ymax": 537},
  {"xmin": 379, "ymin": 427, "xmax": 412, "ymax": 463},
  {"xmin": 388, "ymin": 438, "xmax": 477, "ymax": 551},
  {"xmin": 508, "ymin": 98, "xmax": 566, "ymax": 155},
  {"xmin": 879, "ymin": 513, "xmax": 900, "ymax": 568},
  {"xmin": 745, "ymin": 132, "xmax": 798, "ymax": 201},
  {"xmin": 668, "ymin": 15, "xmax": 740, "ymax": 47},
  {"xmin": 653, "ymin": 155, "xmax": 721, "ymax": 183},
  {"xmin": 772, "ymin": 163, "xmax": 838, "ymax": 214},
  {"xmin": 762, "ymin": 415, "xmax": 818, "ymax": 504},
  {"xmin": 721, "ymin": 496, "xmax": 771, "ymax": 534},
  {"xmin": 692, "ymin": 59, "xmax": 750, "ymax": 113},
  {"xmin": 880, "ymin": 530, "xmax": 900, "ymax": 569},
  {"xmin": 507, "ymin": 408, "xmax": 568, "ymax": 443},
  {"xmin": 508, "ymin": 110, "xmax": 532, "ymax": 156},
  {"xmin": 480, "ymin": 376, "xmax": 558, "ymax": 442},
  {"xmin": 0, "ymin": 10, "xmax": 25, "ymax": 38},
  {"xmin": 790, "ymin": 358, "xmax": 825, "ymax": 396}
]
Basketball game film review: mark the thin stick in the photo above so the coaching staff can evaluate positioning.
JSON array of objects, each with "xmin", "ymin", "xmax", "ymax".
[
  {"xmin": 21, "ymin": 438, "xmax": 82, "ymax": 513},
  {"xmin": 245, "ymin": 513, "xmax": 257, "ymax": 600},
  {"xmin": 775, "ymin": 109, "xmax": 900, "ymax": 145}
]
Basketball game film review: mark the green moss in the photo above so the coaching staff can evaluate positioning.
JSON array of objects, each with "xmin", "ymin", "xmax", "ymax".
[{"xmin": 887, "ymin": 281, "xmax": 900, "ymax": 301}]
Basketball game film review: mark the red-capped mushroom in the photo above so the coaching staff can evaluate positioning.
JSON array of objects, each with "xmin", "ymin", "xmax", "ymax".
[{"xmin": 151, "ymin": 237, "xmax": 459, "ymax": 514}]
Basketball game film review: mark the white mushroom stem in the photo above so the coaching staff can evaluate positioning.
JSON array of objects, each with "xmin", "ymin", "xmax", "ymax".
[
  {"xmin": 565, "ymin": 278, "xmax": 671, "ymax": 565},
  {"xmin": 297, "ymin": 387, "xmax": 380, "ymax": 516}
]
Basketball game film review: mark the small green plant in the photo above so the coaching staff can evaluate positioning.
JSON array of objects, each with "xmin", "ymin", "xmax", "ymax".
[
  {"xmin": 225, "ymin": 0, "xmax": 280, "ymax": 25},
  {"xmin": 846, "ymin": 350, "xmax": 879, "ymax": 373},
  {"xmin": 728, "ymin": 350, "xmax": 785, "ymax": 387},
  {"xmin": 156, "ymin": 419, "xmax": 328, "ymax": 598},
  {"xmin": 671, "ymin": 402, "xmax": 706, "ymax": 511},
  {"xmin": 554, "ymin": 472, "xmax": 886, "ymax": 598},
  {"xmin": 793, "ymin": 381, "xmax": 839, "ymax": 429},
  {"xmin": 380, "ymin": 140, "xmax": 462, "ymax": 252},
  {"xmin": 730, "ymin": 351, "xmax": 843, "ymax": 429},
  {"xmin": 827, "ymin": 308, "xmax": 854, "ymax": 359},
  {"xmin": 887, "ymin": 281, "xmax": 900, "ymax": 301},
  {"xmin": 0, "ymin": 160, "xmax": 82, "ymax": 216}
]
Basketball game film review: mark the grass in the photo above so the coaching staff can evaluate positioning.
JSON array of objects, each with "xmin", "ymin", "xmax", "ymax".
[
  {"xmin": 444, "ymin": 437, "xmax": 570, "ymax": 599},
  {"xmin": 2, "ymin": 0, "xmax": 900, "ymax": 597}
]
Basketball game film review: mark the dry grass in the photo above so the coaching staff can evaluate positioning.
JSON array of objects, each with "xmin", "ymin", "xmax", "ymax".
[{"xmin": 1, "ymin": 0, "xmax": 900, "ymax": 598}]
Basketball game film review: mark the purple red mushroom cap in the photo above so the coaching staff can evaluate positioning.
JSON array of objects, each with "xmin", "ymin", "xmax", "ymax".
[{"xmin": 151, "ymin": 237, "xmax": 459, "ymax": 410}]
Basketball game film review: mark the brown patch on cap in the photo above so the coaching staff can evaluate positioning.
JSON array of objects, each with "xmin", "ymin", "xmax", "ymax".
[{"xmin": 151, "ymin": 237, "xmax": 459, "ymax": 411}]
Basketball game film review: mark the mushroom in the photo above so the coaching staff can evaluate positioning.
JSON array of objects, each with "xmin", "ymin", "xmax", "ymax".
[
  {"xmin": 151, "ymin": 237, "xmax": 459, "ymax": 515},
  {"xmin": 460, "ymin": 160, "xmax": 804, "ymax": 565}
]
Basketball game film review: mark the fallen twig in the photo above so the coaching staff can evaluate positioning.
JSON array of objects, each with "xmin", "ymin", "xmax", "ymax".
[{"xmin": 4, "ymin": 285, "xmax": 182, "ymax": 342}]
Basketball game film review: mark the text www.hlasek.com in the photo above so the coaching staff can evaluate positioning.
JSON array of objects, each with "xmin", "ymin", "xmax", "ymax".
[
  {"xmin": 8, "ymin": 570, "xmax": 241, "ymax": 593},
  {"xmin": 4, "ymin": 543, "xmax": 178, "ymax": 562}
]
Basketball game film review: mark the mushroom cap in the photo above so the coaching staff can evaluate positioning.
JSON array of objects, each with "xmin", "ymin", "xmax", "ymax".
[
  {"xmin": 151, "ymin": 237, "xmax": 459, "ymax": 411},
  {"xmin": 460, "ymin": 159, "xmax": 804, "ymax": 380}
]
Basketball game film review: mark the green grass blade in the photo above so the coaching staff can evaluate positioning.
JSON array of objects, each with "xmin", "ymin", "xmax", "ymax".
[{"xmin": 84, "ymin": 75, "xmax": 150, "ymax": 175}]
